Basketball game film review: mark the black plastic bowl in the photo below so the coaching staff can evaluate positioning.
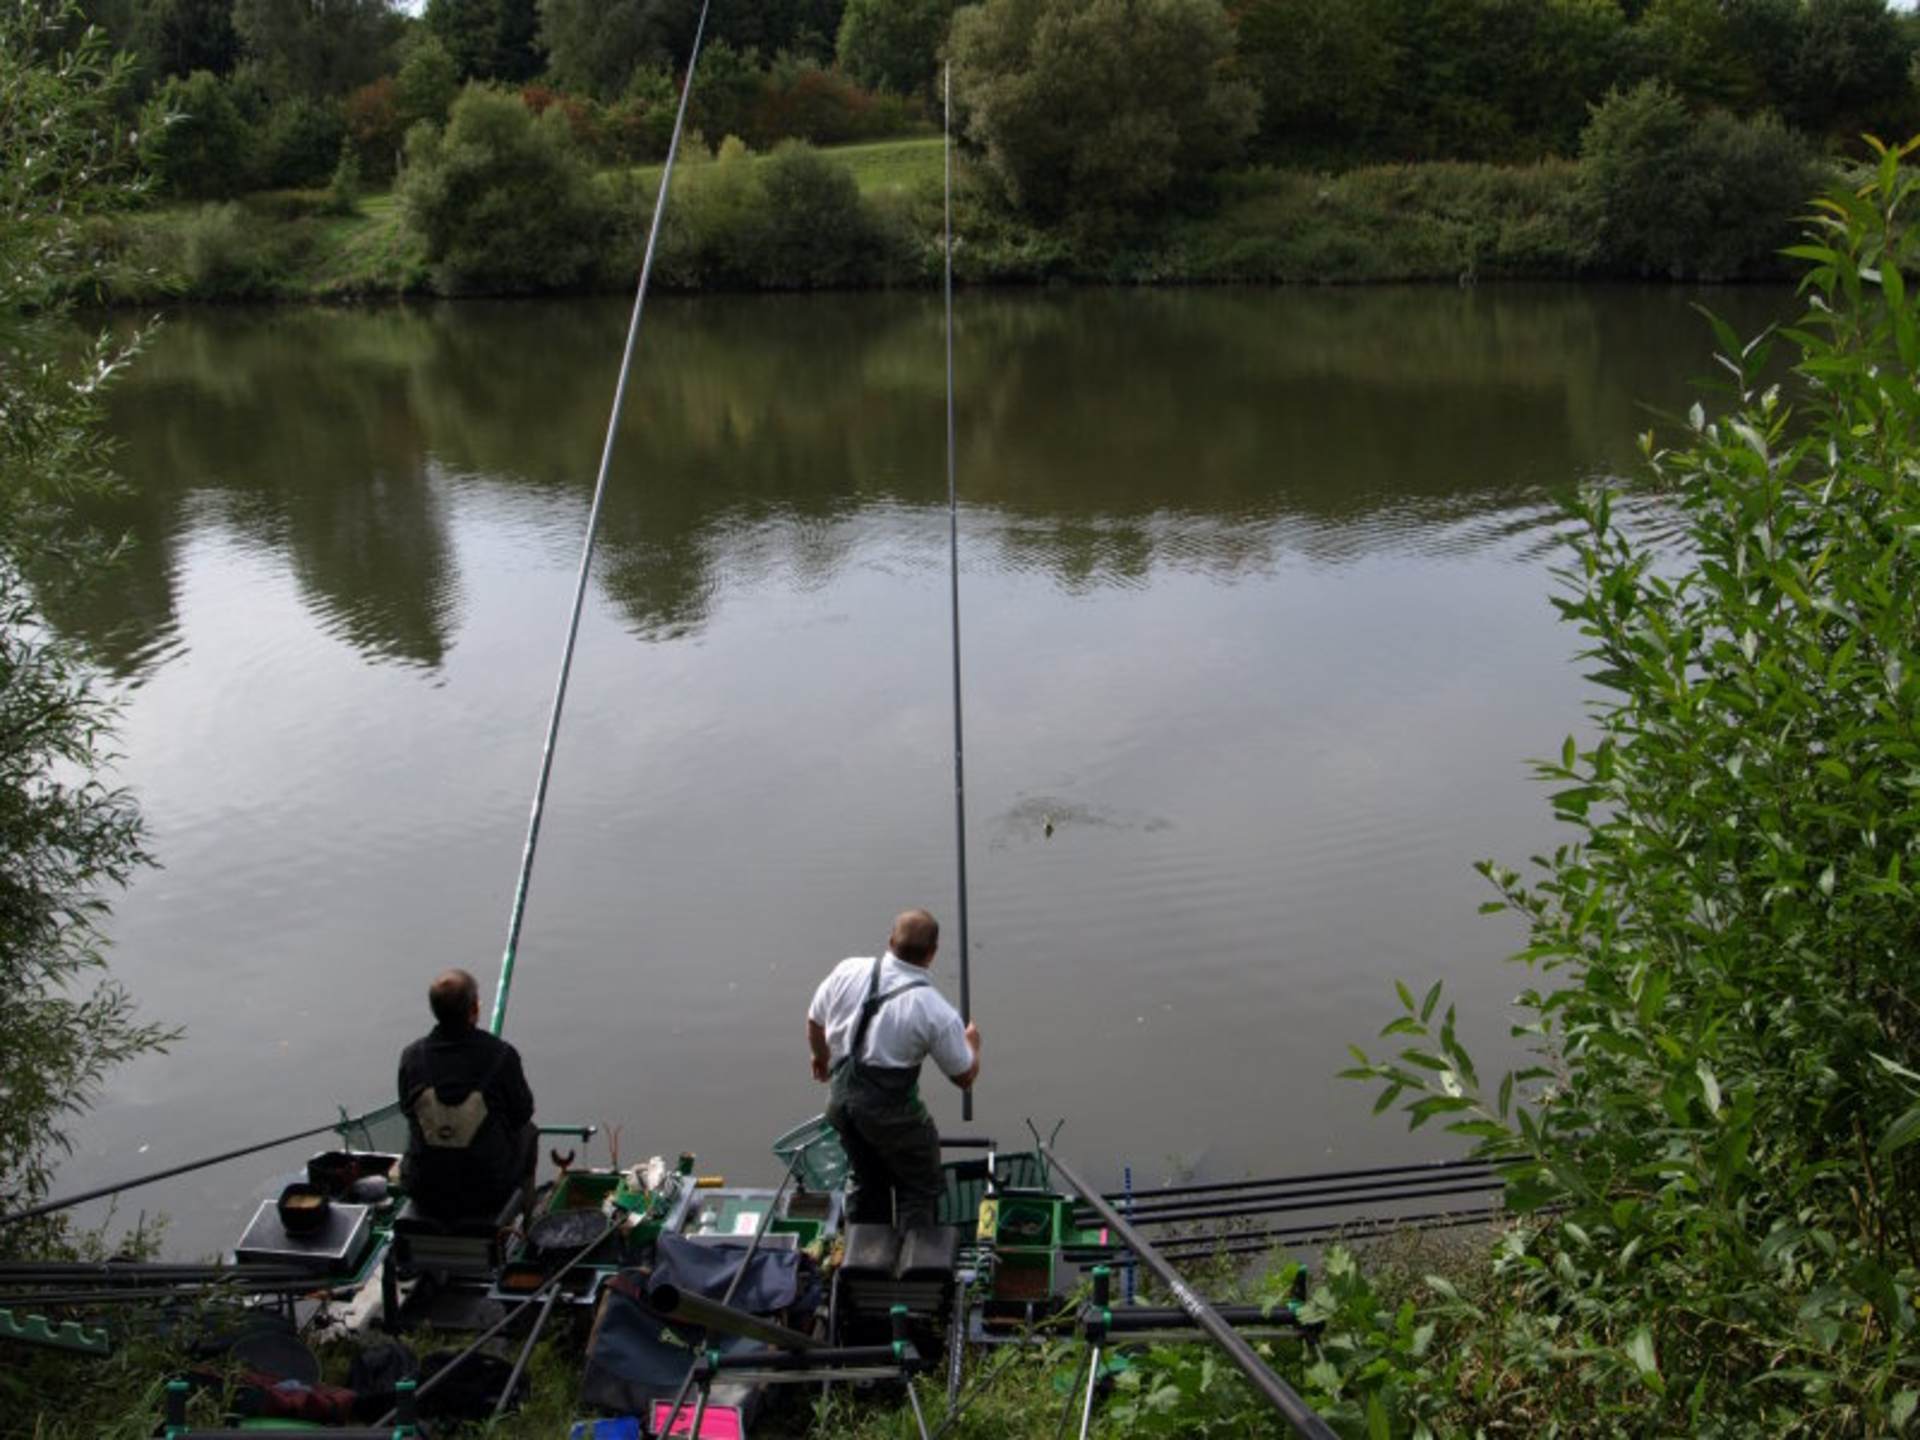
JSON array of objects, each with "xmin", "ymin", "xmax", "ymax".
[{"xmin": 277, "ymin": 1182, "xmax": 331, "ymax": 1237}]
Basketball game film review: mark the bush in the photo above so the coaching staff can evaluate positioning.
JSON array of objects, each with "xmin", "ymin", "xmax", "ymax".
[
  {"xmin": 948, "ymin": 0, "xmax": 1259, "ymax": 231},
  {"xmin": 1348, "ymin": 143, "xmax": 1920, "ymax": 1434},
  {"xmin": 174, "ymin": 201, "xmax": 288, "ymax": 297},
  {"xmin": 1577, "ymin": 80, "xmax": 1820, "ymax": 280},
  {"xmin": 259, "ymin": 95, "xmax": 347, "ymax": 189},
  {"xmin": 397, "ymin": 84, "xmax": 612, "ymax": 293},
  {"xmin": 661, "ymin": 140, "xmax": 907, "ymax": 289},
  {"xmin": 328, "ymin": 144, "xmax": 362, "ymax": 215},
  {"xmin": 343, "ymin": 75, "xmax": 405, "ymax": 180},
  {"xmin": 753, "ymin": 61, "xmax": 918, "ymax": 148},
  {"xmin": 138, "ymin": 70, "xmax": 254, "ymax": 199}
]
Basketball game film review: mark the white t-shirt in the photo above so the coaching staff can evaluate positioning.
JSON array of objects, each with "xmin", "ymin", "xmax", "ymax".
[{"xmin": 809, "ymin": 952, "xmax": 973, "ymax": 1079}]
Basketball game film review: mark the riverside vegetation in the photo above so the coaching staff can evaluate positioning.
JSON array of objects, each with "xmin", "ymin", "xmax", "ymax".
[{"xmin": 53, "ymin": 0, "xmax": 1920, "ymax": 300}]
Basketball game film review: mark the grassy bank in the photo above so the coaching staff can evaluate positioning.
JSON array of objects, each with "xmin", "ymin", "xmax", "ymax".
[{"xmin": 80, "ymin": 137, "xmax": 1615, "ymax": 303}]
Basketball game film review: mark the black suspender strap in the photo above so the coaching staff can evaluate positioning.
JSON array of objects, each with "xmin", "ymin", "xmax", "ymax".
[{"xmin": 847, "ymin": 956, "xmax": 928, "ymax": 1067}]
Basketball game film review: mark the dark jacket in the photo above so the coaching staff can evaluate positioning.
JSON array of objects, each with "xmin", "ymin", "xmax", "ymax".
[{"xmin": 397, "ymin": 1022, "xmax": 535, "ymax": 1218}]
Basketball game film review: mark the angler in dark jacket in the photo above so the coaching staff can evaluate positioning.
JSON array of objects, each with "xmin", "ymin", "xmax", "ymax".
[{"xmin": 397, "ymin": 969, "xmax": 537, "ymax": 1222}]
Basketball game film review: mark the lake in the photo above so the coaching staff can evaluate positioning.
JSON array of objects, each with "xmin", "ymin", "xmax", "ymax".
[{"xmin": 48, "ymin": 283, "xmax": 1785, "ymax": 1256}]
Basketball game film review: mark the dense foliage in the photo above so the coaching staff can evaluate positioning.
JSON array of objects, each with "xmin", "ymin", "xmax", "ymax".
[
  {"xmin": 1578, "ymin": 80, "xmax": 1819, "ymax": 280},
  {"xmin": 662, "ymin": 138, "xmax": 907, "ymax": 289},
  {"xmin": 397, "ymin": 84, "xmax": 612, "ymax": 292},
  {"xmin": 949, "ymin": 0, "xmax": 1259, "ymax": 232},
  {"xmin": 1343, "ymin": 144, "xmax": 1920, "ymax": 1434},
  {"xmin": 1234, "ymin": 0, "xmax": 1920, "ymax": 166},
  {"xmin": 136, "ymin": 68, "xmax": 250, "ymax": 198},
  {"xmin": 0, "ymin": 0, "xmax": 170, "ymax": 1248},
  {"xmin": 835, "ymin": 0, "xmax": 953, "ymax": 100}
]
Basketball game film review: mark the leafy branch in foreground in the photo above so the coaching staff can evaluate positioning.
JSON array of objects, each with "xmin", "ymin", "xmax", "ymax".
[
  {"xmin": 1344, "ymin": 136, "xmax": 1920, "ymax": 1435},
  {"xmin": 0, "ymin": 0, "xmax": 172, "ymax": 1253}
]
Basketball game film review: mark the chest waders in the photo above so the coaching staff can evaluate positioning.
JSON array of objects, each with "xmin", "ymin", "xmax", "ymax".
[{"xmin": 825, "ymin": 958, "xmax": 946, "ymax": 1227}]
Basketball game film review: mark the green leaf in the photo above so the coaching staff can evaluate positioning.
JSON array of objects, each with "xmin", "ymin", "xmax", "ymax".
[
  {"xmin": 1366, "ymin": 1390, "xmax": 1390, "ymax": 1440},
  {"xmin": 1881, "ymin": 1104, "xmax": 1920, "ymax": 1156},
  {"xmin": 1891, "ymin": 1389, "xmax": 1917, "ymax": 1431},
  {"xmin": 1697, "ymin": 1062, "xmax": 1721, "ymax": 1117},
  {"xmin": 1625, "ymin": 1326, "xmax": 1662, "ymax": 1392},
  {"xmin": 1420, "ymin": 979, "xmax": 1442, "ymax": 1024}
]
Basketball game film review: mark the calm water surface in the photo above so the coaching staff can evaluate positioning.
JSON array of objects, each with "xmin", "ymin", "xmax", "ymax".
[{"xmin": 51, "ymin": 285, "xmax": 1784, "ymax": 1255}]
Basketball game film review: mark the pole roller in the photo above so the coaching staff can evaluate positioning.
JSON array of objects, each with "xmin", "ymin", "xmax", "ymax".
[{"xmin": 1041, "ymin": 1145, "xmax": 1339, "ymax": 1440}]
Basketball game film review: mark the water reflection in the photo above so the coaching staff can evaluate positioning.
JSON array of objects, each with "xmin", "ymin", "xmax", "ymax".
[
  {"xmin": 70, "ymin": 285, "xmax": 1783, "ymax": 678},
  {"xmin": 49, "ymin": 283, "xmax": 1797, "ymax": 1258}
]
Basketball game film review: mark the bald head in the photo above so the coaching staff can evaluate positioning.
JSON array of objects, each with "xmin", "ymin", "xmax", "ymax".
[
  {"xmin": 890, "ymin": 909, "xmax": 940, "ymax": 967},
  {"xmin": 429, "ymin": 968, "xmax": 480, "ymax": 1028}
]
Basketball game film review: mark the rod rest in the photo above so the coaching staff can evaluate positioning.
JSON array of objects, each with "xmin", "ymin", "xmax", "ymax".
[
  {"xmin": 693, "ymin": 1304, "xmax": 928, "ymax": 1377},
  {"xmin": 1075, "ymin": 1267, "xmax": 1320, "ymax": 1344}
]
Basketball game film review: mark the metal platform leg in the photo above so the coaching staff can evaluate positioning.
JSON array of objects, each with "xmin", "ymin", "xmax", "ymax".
[
  {"xmin": 1076, "ymin": 1344, "xmax": 1102, "ymax": 1440},
  {"xmin": 906, "ymin": 1377, "xmax": 933, "ymax": 1440}
]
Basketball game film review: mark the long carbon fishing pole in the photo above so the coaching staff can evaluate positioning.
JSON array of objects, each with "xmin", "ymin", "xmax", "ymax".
[
  {"xmin": 1090, "ymin": 1154, "xmax": 1511, "ymax": 1206},
  {"xmin": 0, "ymin": 1108, "xmax": 394, "ymax": 1229},
  {"xmin": 487, "ymin": 0, "xmax": 715, "ymax": 1037},
  {"xmin": 942, "ymin": 63, "xmax": 975, "ymax": 1124},
  {"xmin": 1082, "ymin": 1174, "xmax": 1507, "ymax": 1226}
]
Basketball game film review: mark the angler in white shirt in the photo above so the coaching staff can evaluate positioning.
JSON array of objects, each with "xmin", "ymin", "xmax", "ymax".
[{"xmin": 806, "ymin": 908, "xmax": 982, "ymax": 1228}]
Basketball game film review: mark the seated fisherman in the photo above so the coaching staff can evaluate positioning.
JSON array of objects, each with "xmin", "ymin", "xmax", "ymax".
[
  {"xmin": 397, "ymin": 969, "xmax": 537, "ymax": 1222},
  {"xmin": 807, "ymin": 908, "xmax": 981, "ymax": 1229}
]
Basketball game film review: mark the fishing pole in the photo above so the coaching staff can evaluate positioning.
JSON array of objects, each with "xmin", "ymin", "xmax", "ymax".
[
  {"xmin": 487, "ymin": 0, "xmax": 716, "ymax": 1037},
  {"xmin": 1080, "ymin": 1173, "xmax": 1507, "ymax": 1226},
  {"xmin": 1089, "ymin": 1154, "xmax": 1512, "ymax": 1206},
  {"xmin": 0, "ymin": 1106, "xmax": 397, "ymax": 1229},
  {"xmin": 942, "ymin": 61, "xmax": 975, "ymax": 1124}
]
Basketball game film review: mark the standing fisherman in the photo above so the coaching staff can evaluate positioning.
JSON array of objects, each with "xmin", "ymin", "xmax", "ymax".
[{"xmin": 807, "ymin": 909, "xmax": 981, "ymax": 1227}]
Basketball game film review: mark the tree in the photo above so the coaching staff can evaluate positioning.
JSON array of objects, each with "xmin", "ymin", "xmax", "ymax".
[
  {"xmin": 133, "ymin": 0, "xmax": 242, "ymax": 80},
  {"xmin": 1232, "ymin": 0, "xmax": 1399, "ymax": 159},
  {"xmin": 394, "ymin": 31, "xmax": 461, "ymax": 129},
  {"xmin": 1577, "ymin": 80, "xmax": 1816, "ymax": 280},
  {"xmin": 343, "ymin": 75, "xmax": 403, "ymax": 177},
  {"xmin": 259, "ymin": 94, "xmax": 346, "ymax": 187},
  {"xmin": 425, "ymin": 0, "xmax": 540, "ymax": 82},
  {"xmin": 1781, "ymin": 0, "xmax": 1916, "ymax": 138},
  {"xmin": 397, "ymin": 84, "xmax": 612, "ymax": 292},
  {"xmin": 948, "ymin": 0, "xmax": 1259, "ymax": 230},
  {"xmin": 835, "ymin": 0, "xmax": 949, "ymax": 99},
  {"xmin": 0, "ymin": 0, "xmax": 171, "ymax": 1244},
  {"xmin": 686, "ymin": 39, "xmax": 767, "ymax": 146},
  {"xmin": 231, "ymin": 0, "xmax": 403, "ymax": 100},
  {"xmin": 537, "ymin": 0, "xmax": 667, "ymax": 97},
  {"xmin": 138, "ymin": 69, "xmax": 254, "ymax": 197}
]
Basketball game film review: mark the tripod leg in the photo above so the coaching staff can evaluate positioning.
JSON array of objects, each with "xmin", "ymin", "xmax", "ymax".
[
  {"xmin": 1054, "ymin": 1346, "xmax": 1090, "ymax": 1440},
  {"xmin": 906, "ymin": 1377, "xmax": 933, "ymax": 1440},
  {"xmin": 1076, "ymin": 1344, "xmax": 1102, "ymax": 1440}
]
